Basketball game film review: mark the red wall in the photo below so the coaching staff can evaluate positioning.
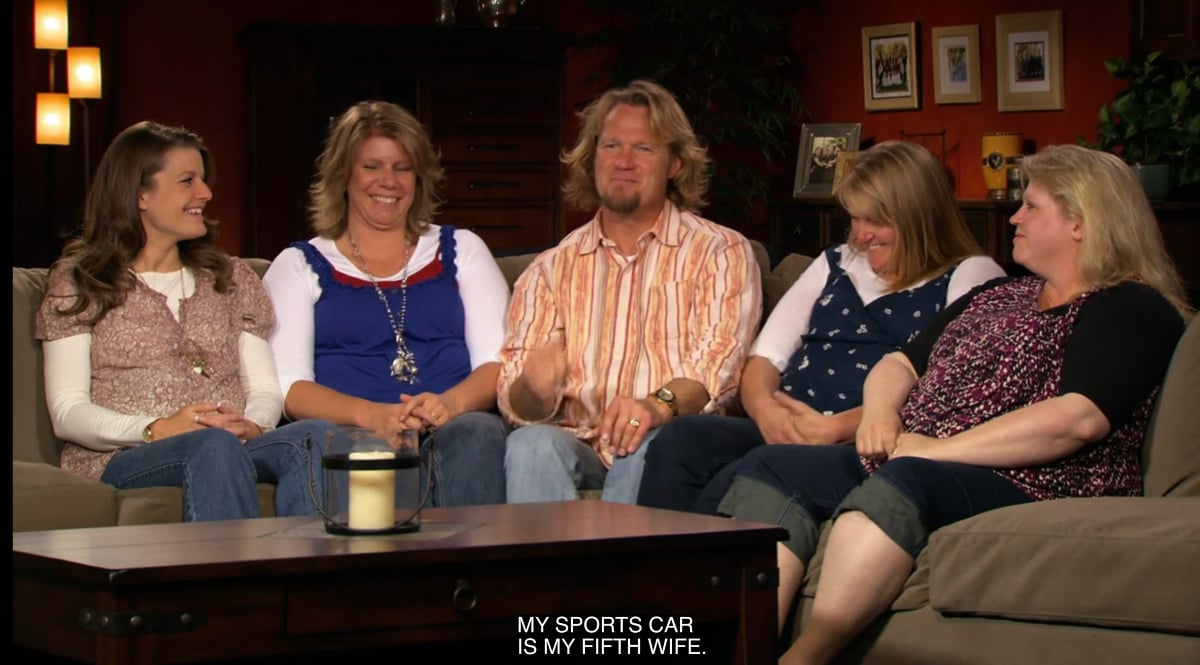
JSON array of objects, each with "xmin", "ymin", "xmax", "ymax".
[
  {"xmin": 14, "ymin": 0, "xmax": 1131, "ymax": 262},
  {"xmin": 784, "ymin": 0, "xmax": 1130, "ymax": 198}
]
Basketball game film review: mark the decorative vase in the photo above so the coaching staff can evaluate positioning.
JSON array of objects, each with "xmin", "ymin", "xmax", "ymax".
[
  {"xmin": 981, "ymin": 132, "xmax": 1023, "ymax": 200},
  {"xmin": 476, "ymin": 0, "xmax": 526, "ymax": 27}
]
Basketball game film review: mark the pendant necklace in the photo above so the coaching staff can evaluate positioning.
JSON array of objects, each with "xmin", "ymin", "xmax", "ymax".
[
  {"xmin": 346, "ymin": 230, "xmax": 418, "ymax": 383},
  {"xmin": 177, "ymin": 266, "xmax": 211, "ymax": 378}
]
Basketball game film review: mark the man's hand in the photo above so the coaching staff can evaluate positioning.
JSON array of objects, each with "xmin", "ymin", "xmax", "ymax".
[
  {"xmin": 509, "ymin": 332, "xmax": 568, "ymax": 421},
  {"xmin": 594, "ymin": 396, "xmax": 661, "ymax": 463}
]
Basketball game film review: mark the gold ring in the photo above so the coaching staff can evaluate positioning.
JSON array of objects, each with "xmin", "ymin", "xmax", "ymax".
[{"xmin": 628, "ymin": 418, "xmax": 641, "ymax": 428}]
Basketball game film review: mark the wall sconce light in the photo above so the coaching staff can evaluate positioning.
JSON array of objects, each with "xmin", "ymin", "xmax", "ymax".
[
  {"xmin": 33, "ymin": 0, "xmax": 105, "ymax": 185},
  {"xmin": 68, "ymin": 46, "xmax": 103, "ymax": 187},
  {"xmin": 36, "ymin": 93, "xmax": 71, "ymax": 145},
  {"xmin": 34, "ymin": 0, "xmax": 68, "ymax": 50},
  {"xmin": 35, "ymin": 0, "xmax": 70, "ymax": 146},
  {"xmin": 68, "ymin": 47, "xmax": 102, "ymax": 99}
]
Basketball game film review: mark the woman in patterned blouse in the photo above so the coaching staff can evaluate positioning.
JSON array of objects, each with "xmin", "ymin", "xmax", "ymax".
[
  {"xmin": 638, "ymin": 141, "xmax": 1005, "ymax": 514},
  {"xmin": 36, "ymin": 121, "xmax": 338, "ymax": 522},
  {"xmin": 719, "ymin": 144, "xmax": 1190, "ymax": 663}
]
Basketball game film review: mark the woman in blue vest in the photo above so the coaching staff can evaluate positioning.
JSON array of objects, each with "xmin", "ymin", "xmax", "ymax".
[
  {"xmin": 263, "ymin": 101, "xmax": 510, "ymax": 506},
  {"xmin": 637, "ymin": 141, "xmax": 1005, "ymax": 513}
]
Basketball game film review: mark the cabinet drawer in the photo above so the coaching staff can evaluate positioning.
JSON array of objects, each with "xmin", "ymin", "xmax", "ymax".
[
  {"xmin": 439, "ymin": 206, "xmax": 554, "ymax": 251},
  {"xmin": 439, "ymin": 135, "xmax": 558, "ymax": 164},
  {"xmin": 284, "ymin": 554, "xmax": 744, "ymax": 636},
  {"xmin": 433, "ymin": 95, "xmax": 557, "ymax": 128},
  {"xmin": 444, "ymin": 169, "xmax": 555, "ymax": 203}
]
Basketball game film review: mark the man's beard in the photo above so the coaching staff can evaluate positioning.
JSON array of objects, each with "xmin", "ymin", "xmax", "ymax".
[{"xmin": 601, "ymin": 190, "xmax": 641, "ymax": 216}]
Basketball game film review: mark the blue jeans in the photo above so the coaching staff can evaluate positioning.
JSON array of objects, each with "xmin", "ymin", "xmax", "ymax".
[
  {"xmin": 504, "ymin": 423, "xmax": 661, "ymax": 503},
  {"xmin": 245, "ymin": 419, "xmax": 337, "ymax": 517},
  {"xmin": 638, "ymin": 414, "xmax": 764, "ymax": 514},
  {"xmin": 421, "ymin": 411, "xmax": 508, "ymax": 506},
  {"xmin": 101, "ymin": 419, "xmax": 337, "ymax": 522}
]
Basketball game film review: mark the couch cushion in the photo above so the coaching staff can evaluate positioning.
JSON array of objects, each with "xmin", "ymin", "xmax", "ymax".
[
  {"xmin": 115, "ymin": 484, "xmax": 279, "ymax": 525},
  {"xmin": 1143, "ymin": 316, "xmax": 1200, "ymax": 497},
  {"xmin": 763, "ymin": 253, "xmax": 814, "ymax": 315},
  {"xmin": 13, "ymin": 461, "xmax": 118, "ymax": 531},
  {"xmin": 13, "ymin": 267, "xmax": 59, "ymax": 466},
  {"xmin": 927, "ymin": 497, "xmax": 1200, "ymax": 635}
]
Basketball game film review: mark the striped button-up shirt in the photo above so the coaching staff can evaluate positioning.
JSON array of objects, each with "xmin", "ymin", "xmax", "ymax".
[{"xmin": 498, "ymin": 201, "xmax": 761, "ymax": 441}]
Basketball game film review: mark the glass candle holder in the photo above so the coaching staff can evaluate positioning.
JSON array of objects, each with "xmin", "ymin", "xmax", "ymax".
[{"xmin": 319, "ymin": 427, "xmax": 421, "ymax": 535}]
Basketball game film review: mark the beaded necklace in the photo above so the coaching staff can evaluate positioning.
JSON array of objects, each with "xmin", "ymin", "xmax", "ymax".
[
  {"xmin": 177, "ymin": 267, "xmax": 211, "ymax": 377},
  {"xmin": 346, "ymin": 231, "xmax": 418, "ymax": 383}
]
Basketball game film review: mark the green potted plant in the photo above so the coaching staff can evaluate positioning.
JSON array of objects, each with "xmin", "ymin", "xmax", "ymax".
[
  {"xmin": 1083, "ymin": 51, "xmax": 1200, "ymax": 200},
  {"xmin": 583, "ymin": 0, "xmax": 805, "ymax": 227}
]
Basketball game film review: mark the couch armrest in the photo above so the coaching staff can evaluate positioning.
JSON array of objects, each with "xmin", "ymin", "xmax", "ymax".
[
  {"xmin": 927, "ymin": 497, "xmax": 1200, "ymax": 635},
  {"xmin": 13, "ymin": 460, "xmax": 119, "ymax": 531}
]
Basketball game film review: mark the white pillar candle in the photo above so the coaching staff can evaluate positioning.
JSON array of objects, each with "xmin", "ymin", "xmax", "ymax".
[{"xmin": 347, "ymin": 451, "xmax": 396, "ymax": 530}]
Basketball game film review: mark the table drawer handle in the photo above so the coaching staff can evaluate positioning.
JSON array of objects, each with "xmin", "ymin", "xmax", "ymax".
[{"xmin": 452, "ymin": 578, "xmax": 478, "ymax": 614}]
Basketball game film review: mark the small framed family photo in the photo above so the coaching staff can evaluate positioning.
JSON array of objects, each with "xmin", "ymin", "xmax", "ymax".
[
  {"xmin": 862, "ymin": 22, "xmax": 919, "ymax": 111},
  {"xmin": 793, "ymin": 123, "xmax": 862, "ymax": 198},
  {"xmin": 932, "ymin": 24, "xmax": 981, "ymax": 105},
  {"xmin": 996, "ymin": 10, "xmax": 1064, "ymax": 112}
]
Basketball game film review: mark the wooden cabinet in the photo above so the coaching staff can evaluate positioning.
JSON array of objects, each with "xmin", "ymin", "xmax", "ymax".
[
  {"xmin": 1133, "ymin": 0, "xmax": 1200, "ymax": 60},
  {"xmin": 771, "ymin": 198, "xmax": 1200, "ymax": 306},
  {"xmin": 240, "ymin": 24, "xmax": 567, "ymax": 259}
]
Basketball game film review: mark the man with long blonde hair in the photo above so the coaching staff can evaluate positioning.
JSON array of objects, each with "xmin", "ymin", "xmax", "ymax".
[{"xmin": 499, "ymin": 80, "xmax": 761, "ymax": 503}]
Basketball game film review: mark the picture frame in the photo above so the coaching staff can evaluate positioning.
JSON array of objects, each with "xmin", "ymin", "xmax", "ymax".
[
  {"xmin": 931, "ymin": 24, "xmax": 981, "ymax": 105},
  {"xmin": 793, "ymin": 123, "xmax": 862, "ymax": 198},
  {"xmin": 861, "ymin": 22, "xmax": 919, "ymax": 111},
  {"xmin": 831, "ymin": 150, "xmax": 861, "ymax": 195},
  {"xmin": 995, "ymin": 10, "xmax": 1064, "ymax": 112}
]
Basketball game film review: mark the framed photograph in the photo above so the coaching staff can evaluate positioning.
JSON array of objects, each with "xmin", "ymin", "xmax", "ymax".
[
  {"xmin": 995, "ymin": 10, "xmax": 1063, "ymax": 112},
  {"xmin": 831, "ymin": 150, "xmax": 861, "ymax": 195},
  {"xmin": 793, "ymin": 123, "xmax": 862, "ymax": 198},
  {"xmin": 862, "ymin": 22, "xmax": 919, "ymax": 111},
  {"xmin": 931, "ymin": 25, "xmax": 981, "ymax": 105}
]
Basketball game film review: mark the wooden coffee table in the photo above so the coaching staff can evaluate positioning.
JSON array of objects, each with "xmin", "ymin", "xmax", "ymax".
[{"xmin": 13, "ymin": 501, "xmax": 785, "ymax": 664}]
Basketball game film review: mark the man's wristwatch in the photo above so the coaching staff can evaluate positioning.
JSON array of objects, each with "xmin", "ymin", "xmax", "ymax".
[
  {"xmin": 650, "ymin": 387, "xmax": 679, "ymax": 419},
  {"xmin": 141, "ymin": 421, "xmax": 156, "ymax": 443}
]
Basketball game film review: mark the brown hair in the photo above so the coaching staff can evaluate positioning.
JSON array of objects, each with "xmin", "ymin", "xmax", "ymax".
[
  {"xmin": 309, "ymin": 101, "xmax": 444, "ymax": 239},
  {"xmin": 56, "ymin": 121, "xmax": 229, "ymax": 324},
  {"xmin": 1020, "ymin": 144, "xmax": 1192, "ymax": 317},
  {"xmin": 836, "ymin": 140, "xmax": 983, "ymax": 291},
  {"xmin": 561, "ymin": 79, "xmax": 711, "ymax": 212}
]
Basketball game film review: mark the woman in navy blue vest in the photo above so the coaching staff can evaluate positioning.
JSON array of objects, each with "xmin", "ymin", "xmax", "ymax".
[
  {"xmin": 263, "ymin": 101, "xmax": 510, "ymax": 506},
  {"xmin": 637, "ymin": 141, "xmax": 1005, "ymax": 513}
]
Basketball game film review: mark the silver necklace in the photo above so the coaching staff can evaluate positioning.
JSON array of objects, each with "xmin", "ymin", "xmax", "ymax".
[{"xmin": 346, "ymin": 231, "xmax": 418, "ymax": 383}]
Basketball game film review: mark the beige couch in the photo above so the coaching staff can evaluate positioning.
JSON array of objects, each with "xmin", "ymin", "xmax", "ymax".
[
  {"xmin": 795, "ymin": 315, "xmax": 1200, "ymax": 663},
  {"xmin": 12, "ymin": 240, "xmax": 804, "ymax": 530},
  {"xmin": 13, "ymin": 247, "xmax": 1199, "ymax": 661}
]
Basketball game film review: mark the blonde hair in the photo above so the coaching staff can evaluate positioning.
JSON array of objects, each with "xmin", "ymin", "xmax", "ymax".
[
  {"xmin": 1020, "ymin": 144, "xmax": 1192, "ymax": 317},
  {"xmin": 561, "ymin": 79, "xmax": 711, "ymax": 212},
  {"xmin": 836, "ymin": 140, "xmax": 983, "ymax": 291},
  {"xmin": 309, "ymin": 101, "xmax": 444, "ymax": 239}
]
